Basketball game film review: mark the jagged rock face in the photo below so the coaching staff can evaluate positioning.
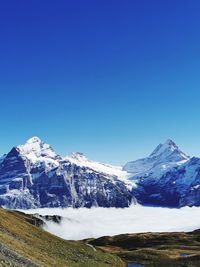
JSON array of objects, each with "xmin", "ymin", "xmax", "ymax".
[
  {"xmin": 33, "ymin": 162, "xmax": 132, "ymax": 208},
  {"xmin": 133, "ymin": 170, "xmax": 182, "ymax": 207},
  {"xmin": 1, "ymin": 137, "xmax": 200, "ymax": 209},
  {"xmin": 178, "ymin": 158, "xmax": 200, "ymax": 207},
  {"xmin": 134, "ymin": 157, "xmax": 200, "ymax": 207},
  {"xmin": 0, "ymin": 148, "xmax": 32, "ymax": 193},
  {"xmin": 0, "ymin": 137, "xmax": 133, "ymax": 209},
  {"xmin": 124, "ymin": 140, "xmax": 200, "ymax": 207}
]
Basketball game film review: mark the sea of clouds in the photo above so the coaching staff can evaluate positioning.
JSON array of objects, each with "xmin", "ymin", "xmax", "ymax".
[{"xmin": 23, "ymin": 206, "xmax": 200, "ymax": 240}]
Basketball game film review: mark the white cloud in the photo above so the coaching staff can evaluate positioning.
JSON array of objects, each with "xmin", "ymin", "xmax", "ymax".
[{"xmin": 23, "ymin": 206, "xmax": 200, "ymax": 240}]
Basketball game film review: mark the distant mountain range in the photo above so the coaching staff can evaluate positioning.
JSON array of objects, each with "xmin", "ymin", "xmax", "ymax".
[{"xmin": 0, "ymin": 137, "xmax": 200, "ymax": 209}]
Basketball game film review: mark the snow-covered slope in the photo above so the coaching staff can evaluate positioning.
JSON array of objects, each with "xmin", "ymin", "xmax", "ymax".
[
  {"xmin": 65, "ymin": 152, "xmax": 131, "ymax": 184},
  {"xmin": 125, "ymin": 140, "xmax": 200, "ymax": 207},
  {"xmin": 133, "ymin": 157, "xmax": 200, "ymax": 207},
  {"xmin": 18, "ymin": 137, "xmax": 58, "ymax": 160},
  {"xmin": 0, "ymin": 137, "xmax": 133, "ymax": 209},
  {"xmin": 17, "ymin": 136, "xmax": 61, "ymax": 169},
  {"xmin": 1, "ymin": 136, "xmax": 200, "ymax": 209},
  {"xmin": 123, "ymin": 139, "xmax": 189, "ymax": 176}
]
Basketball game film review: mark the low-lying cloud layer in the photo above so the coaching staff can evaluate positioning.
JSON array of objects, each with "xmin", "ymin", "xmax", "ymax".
[{"xmin": 24, "ymin": 206, "xmax": 200, "ymax": 240}]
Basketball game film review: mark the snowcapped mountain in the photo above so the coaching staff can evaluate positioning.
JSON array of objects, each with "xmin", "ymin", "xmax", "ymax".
[
  {"xmin": 124, "ymin": 140, "xmax": 200, "ymax": 207},
  {"xmin": 18, "ymin": 136, "xmax": 58, "ymax": 160},
  {"xmin": 18, "ymin": 136, "xmax": 61, "ymax": 171},
  {"xmin": 133, "ymin": 156, "xmax": 200, "ymax": 207},
  {"xmin": 0, "ymin": 137, "xmax": 133, "ymax": 209},
  {"xmin": 1, "ymin": 136, "xmax": 200, "ymax": 209},
  {"xmin": 65, "ymin": 152, "xmax": 132, "ymax": 185},
  {"xmin": 123, "ymin": 139, "xmax": 189, "ymax": 175}
]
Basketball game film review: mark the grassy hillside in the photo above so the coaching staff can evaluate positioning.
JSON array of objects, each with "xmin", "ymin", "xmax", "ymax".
[
  {"xmin": 89, "ymin": 230, "xmax": 200, "ymax": 267},
  {"xmin": 0, "ymin": 208, "xmax": 125, "ymax": 267}
]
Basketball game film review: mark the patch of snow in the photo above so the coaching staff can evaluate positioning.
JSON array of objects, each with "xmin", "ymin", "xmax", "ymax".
[{"xmin": 191, "ymin": 185, "xmax": 200, "ymax": 191}]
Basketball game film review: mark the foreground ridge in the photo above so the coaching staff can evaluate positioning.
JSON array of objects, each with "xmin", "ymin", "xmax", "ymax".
[{"xmin": 0, "ymin": 208, "xmax": 124, "ymax": 267}]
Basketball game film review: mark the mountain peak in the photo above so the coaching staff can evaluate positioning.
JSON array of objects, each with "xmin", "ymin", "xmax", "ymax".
[
  {"xmin": 163, "ymin": 139, "xmax": 177, "ymax": 148},
  {"xmin": 150, "ymin": 139, "xmax": 179, "ymax": 158},
  {"xmin": 123, "ymin": 139, "xmax": 189, "ymax": 174},
  {"xmin": 26, "ymin": 136, "xmax": 42, "ymax": 144},
  {"xmin": 17, "ymin": 137, "xmax": 58, "ymax": 161}
]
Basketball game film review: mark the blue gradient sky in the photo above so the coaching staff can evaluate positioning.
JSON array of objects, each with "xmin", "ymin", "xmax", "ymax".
[{"xmin": 1, "ymin": 0, "xmax": 200, "ymax": 164}]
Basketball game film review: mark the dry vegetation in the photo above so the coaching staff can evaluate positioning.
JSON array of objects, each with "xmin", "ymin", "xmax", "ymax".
[
  {"xmin": 89, "ymin": 230, "xmax": 200, "ymax": 267},
  {"xmin": 0, "ymin": 208, "xmax": 125, "ymax": 267}
]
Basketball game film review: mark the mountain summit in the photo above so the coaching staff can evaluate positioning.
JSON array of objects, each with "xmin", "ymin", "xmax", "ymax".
[
  {"xmin": 17, "ymin": 136, "xmax": 59, "ymax": 161},
  {"xmin": 150, "ymin": 139, "xmax": 178, "ymax": 157},
  {"xmin": 123, "ymin": 139, "xmax": 189, "ymax": 175},
  {"xmin": 0, "ymin": 137, "xmax": 133, "ymax": 209},
  {"xmin": 127, "ymin": 140, "xmax": 200, "ymax": 207},
  {"xmin": 149, "ymin": 139, "xmax": 188, "ymax": 160}
]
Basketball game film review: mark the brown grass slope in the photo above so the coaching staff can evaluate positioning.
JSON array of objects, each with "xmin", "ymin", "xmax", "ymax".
[{"xmin": 0, "ymin": 208, "xmax": 125, "ymax": 267}]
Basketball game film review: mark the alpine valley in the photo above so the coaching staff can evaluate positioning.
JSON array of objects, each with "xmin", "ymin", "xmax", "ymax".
[{"xmin": 0, "ymin": 137, "xmax": 200, "ymax": 209}]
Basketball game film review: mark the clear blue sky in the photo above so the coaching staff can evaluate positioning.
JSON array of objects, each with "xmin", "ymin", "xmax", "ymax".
[{"xmin": 1, "ymin": 0, "xmax": 200, "ymax": 165}]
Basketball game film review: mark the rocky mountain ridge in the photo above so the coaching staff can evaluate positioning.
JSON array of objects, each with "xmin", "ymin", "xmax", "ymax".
[
  {"xmin": 0, "ymin": 137, "xmax": 200, "ymax": 209},
  {"xmin": 124, "ymin": 139, "xmax": 200, "ymax": 207},
  {"xmin": 0, "ymin": 137, "xmax": 133, "ymax": 209}
]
